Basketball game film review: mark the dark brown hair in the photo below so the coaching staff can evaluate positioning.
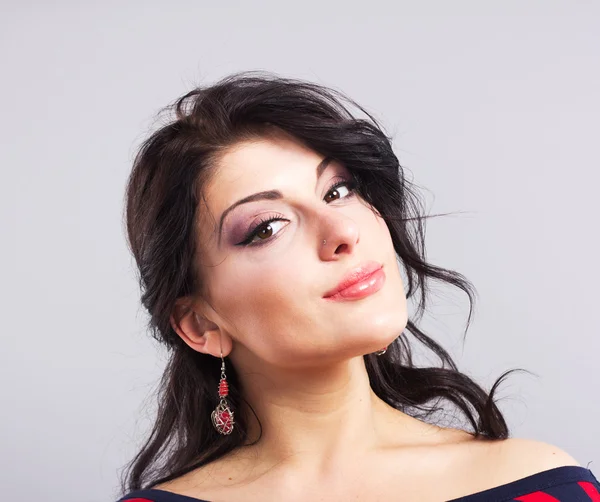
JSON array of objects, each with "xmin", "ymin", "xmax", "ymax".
[{"xmin": 118, "ymin": 70, "xmax": 527, "ymax": 497}]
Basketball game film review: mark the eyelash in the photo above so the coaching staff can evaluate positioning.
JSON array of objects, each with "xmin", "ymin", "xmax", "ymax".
[{"xmin": 237, "ymin": 179, "xmax": 358, "ymax": 247}]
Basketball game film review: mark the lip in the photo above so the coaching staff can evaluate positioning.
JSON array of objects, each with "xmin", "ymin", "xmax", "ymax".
[{"xmin": 323, "ymin": 261, "xmax": 385, "ymax": 301}]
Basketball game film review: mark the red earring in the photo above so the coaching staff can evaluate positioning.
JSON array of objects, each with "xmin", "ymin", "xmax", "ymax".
[{"xmin": 211, "ymin": 351, "xmax": 235, "ymax": 435}]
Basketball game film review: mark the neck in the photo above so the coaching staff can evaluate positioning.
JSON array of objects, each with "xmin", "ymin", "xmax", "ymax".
[{"xmin": 235, "ymin": 355, "xmax": 434, "ymax": 471}]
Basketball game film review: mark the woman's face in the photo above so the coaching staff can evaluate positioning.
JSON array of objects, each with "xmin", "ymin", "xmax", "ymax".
[{"xmin": 194, "ymin": 133, "xmax": 408, "ymax": 370}]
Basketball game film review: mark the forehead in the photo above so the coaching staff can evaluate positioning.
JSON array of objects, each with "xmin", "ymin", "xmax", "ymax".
[
  {"xmin": 214, "ymin": 134, "xmax": 321, "ymax": 188},
  {"xmin": 205, "ymin": 135, "xmax": 329, "ymax": 209}
]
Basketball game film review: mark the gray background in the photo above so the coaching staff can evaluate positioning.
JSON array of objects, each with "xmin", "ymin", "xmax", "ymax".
[{"xmin": 1, "ymin": 2, "xmax": 598, "ymax": 501}]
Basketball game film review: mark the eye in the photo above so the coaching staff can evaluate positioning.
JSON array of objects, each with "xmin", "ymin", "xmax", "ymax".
[
  {"xmin": 237, "ymin": 214, "xmax": 286, "ymax": 247},
  {"xmin": 237, "ymin": 179, "xmax": 358, "ymax": 247},
  {"xmin": 324, "ymin": 179, "xmax": 356, "ymax": 203}
]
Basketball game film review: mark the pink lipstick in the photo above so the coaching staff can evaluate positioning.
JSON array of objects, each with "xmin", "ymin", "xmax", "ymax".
[{"xmin": 323, "ymin": 261, "xmax": 385, "ymax": 301}]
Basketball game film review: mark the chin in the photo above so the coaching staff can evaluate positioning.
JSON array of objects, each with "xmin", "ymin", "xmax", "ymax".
[{"xmin": 341, "ymin": 334, "xmax": 401, "ymax": 359}]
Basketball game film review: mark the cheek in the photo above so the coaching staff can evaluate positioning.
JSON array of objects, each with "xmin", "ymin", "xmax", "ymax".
[{"xmin": 214, "ymin": 263, "xmax": 317, "ymax": 358}]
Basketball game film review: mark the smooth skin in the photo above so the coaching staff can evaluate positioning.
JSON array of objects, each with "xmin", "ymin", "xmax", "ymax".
[{"xmin": 165, "ymin": 131, "xmax": 579, "ymax": 501}]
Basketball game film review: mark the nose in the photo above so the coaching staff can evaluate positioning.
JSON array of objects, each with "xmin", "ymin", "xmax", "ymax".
[{"xmin": 319, "ymin": 211, "xmax": 360, "ymax": 258}]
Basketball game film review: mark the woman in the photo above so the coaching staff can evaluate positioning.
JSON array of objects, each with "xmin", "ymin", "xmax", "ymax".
[{"xmin": 116, "ymin": 71, "xmax": 598, "ymax": 501}]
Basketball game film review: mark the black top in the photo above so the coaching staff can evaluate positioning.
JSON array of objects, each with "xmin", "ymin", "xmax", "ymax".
[{"xmin": 117, "ymin": 465, "xmax": 600, "ymax": 502}]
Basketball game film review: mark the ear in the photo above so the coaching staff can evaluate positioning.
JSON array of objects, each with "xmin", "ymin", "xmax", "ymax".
[{"xmin": 170, "ymin": 297, "xmax": 233, "ymax": 358}]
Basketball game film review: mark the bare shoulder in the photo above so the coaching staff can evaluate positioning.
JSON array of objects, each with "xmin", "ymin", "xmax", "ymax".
[
  {"xmin": 435, "ymin": 436, "xmax": 583, "ymax": 500},
  {"xmin": 491, "ymin": 437, "xmax": 581, "ymax": 477}
]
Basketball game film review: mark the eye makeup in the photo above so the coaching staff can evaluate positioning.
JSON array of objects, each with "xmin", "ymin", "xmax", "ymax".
[{"xmin": 229, "ymin": 178, "xmax": 357, "ymax": 248}]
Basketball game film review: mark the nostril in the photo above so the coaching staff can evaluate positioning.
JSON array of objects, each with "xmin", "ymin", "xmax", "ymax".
[{"xmin": 334, "ymin": 243, "xmax": 348, "ymax": 254}]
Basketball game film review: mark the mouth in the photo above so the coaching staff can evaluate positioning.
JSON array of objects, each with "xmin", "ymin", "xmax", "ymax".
[{"xmin": 323, "ymin": 261, "xmax": 385, "ymax": 301}]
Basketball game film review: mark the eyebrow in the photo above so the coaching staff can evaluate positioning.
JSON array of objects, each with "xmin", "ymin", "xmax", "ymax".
[{"xmin": 217, "ymin": 156, "xmax": 334, "ymax": 244}]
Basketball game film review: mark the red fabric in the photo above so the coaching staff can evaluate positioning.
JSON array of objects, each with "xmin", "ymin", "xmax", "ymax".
[
  {"xmin": 579, "ymin": 481, "xmax": 600, "ymax": 501},
  {"xmin": 515, "ymin": 492, "xmax": 561, "ymax": 501}
]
